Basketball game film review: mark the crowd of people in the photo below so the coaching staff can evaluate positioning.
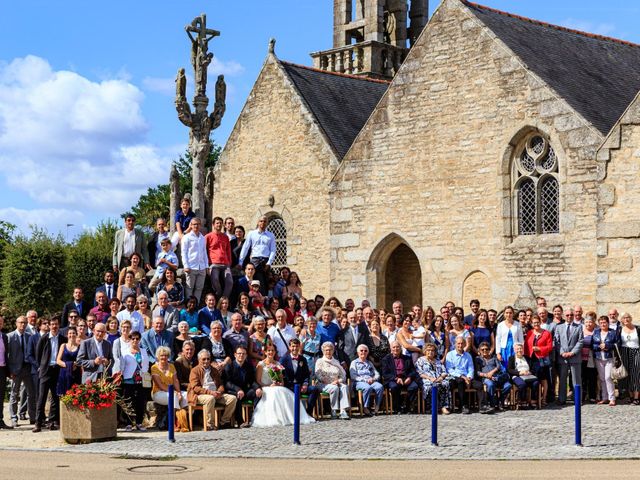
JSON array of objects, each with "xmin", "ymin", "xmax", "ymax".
[{"xmin": 1, "ymin": 202, "xmax": 639, "ymax": 434}]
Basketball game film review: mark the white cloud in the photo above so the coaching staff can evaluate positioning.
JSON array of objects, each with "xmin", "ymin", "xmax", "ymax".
[
  {"xmin": 0, "ymin": 55, "xmax": 179, "ymax": 223},
  {"xmin": 0, "ymin": 207, "xmax": 84, "ymax": 239},
  {"xmin": 559, "ymin": 18, "xmax": 616, "ymax": 36}
]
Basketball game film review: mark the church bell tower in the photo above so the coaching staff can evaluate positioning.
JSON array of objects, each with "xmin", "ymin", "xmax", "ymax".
[{"xmin": 311, "ymin": 0, "xmax": 428, "ymax": 79}]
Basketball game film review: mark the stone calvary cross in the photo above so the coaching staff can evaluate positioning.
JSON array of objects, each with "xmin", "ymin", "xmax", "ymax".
[{"xmin": 175, "ymin": 13, "xmax": 226, "ymax": 225}]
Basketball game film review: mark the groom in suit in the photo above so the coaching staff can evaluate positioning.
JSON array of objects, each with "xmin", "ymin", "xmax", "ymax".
[
  {"xmin": 76, "ymin": 323, "xmax": 113, "ymax": 383},
  {"xmin": 281, "ymin": 338, "xmax": 319, "ymax": 417},
  {"xmin": 223, "ymin": 346, "xmax": 262, "ymax": 427},
  {"xmin": 554, "ymin": 312, "xmax": 584, "ymax": 405}
]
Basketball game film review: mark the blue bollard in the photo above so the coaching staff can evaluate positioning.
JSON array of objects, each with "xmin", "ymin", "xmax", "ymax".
[
  {"xmin": 431, "ymin": 385, "xmax": 438, "ymax": 446},
  {"xmin": 574, "ymin": 384, "xmax": 582, "ymax": 446},
  {"xmin": 168, "ymin": 385, "xmax": 175, "ymax": 443},
  {"xmin": 293, "ymin": 384, "xmax": 301, "ymax": 445}
]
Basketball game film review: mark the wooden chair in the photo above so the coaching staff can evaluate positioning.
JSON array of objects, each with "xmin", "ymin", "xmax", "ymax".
[
  {"xmin": 241, "ymin": 400, "xmax": 254, "ymax": 423},
  {"xmin": 187, "ymin": 404, "xmax": 208, "ymax": 432},
  {"xmin": 509, "ymin": 383, "xmax": 542, "ymax": 410},
  {"xmin": 450, "ymin": 384, "xmax": 479, "ymax": 411}
]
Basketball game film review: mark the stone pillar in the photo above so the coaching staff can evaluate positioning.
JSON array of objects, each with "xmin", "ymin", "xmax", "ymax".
[
  {"xmin": 408, "ymin": 0, "xmax": 429, "ymax": 46},
  {"xmin": 169, "ymin": 164, "xmax": 181, "ymax": 235}
]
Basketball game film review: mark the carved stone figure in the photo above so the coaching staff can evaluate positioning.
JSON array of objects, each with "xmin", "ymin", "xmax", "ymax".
[{"xmin": 175, "ymin": 14, "xmax": 225, "ymax": 227}]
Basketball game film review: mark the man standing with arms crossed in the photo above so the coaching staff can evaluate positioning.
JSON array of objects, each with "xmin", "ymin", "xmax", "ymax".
[{"xmin": 238, "ymin": 216, "xmax": 276, "ymax": 296}]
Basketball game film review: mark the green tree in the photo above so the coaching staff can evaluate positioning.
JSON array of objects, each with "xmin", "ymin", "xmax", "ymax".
[
  {"xmin": 125, "ymin": 144, "xmax": 221, "ymax": 231},
  {"xmin": 1, "ymin": 227, "xmax": 67, "ymax": 315},
  {"xmin": 66, "ymin": 220, "xmax": 118, "ymax": 299},
  {"xmin": 0, "ymin": 220, "xmax": 16, "ymax": 288}
]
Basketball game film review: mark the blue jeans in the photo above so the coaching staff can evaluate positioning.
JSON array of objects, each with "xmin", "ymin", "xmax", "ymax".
[
  {"xmin": 355, "ymin": 381, "xmax": 384, "ymax": 409},
  {"xmin": 483, "ymin": 377, "xmax": 511, "ymax": 407}
]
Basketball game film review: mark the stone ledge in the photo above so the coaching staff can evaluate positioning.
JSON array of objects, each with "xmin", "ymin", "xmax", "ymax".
[
  {"xmin": 597, "ymin": 222, "xmax": 640, "ymax": 239},
  {"xmin": 596, "ymin": 288, "xmax": 640, "ymax": 304}
]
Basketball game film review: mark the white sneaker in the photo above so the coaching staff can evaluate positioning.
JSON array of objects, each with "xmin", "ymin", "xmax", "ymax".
[
  {"xmin": 125, "ymin": 425, "xmax": 133, "ymax": 432},
  {"xmin": 136, "ymin": 424, "xmax": 147, "ymax": 432},
  {"xmin": 339, "ymin": 410, "xmax": 350, "ymax": 420}
]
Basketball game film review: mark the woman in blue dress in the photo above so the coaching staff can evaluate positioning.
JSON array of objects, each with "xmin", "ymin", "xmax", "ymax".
[
  {"xmin": 496, "ymin": 306, "xmax": 523, "ymax": 370},
  {"xmin": 428, "ymin": 315, "xmax": 448, "ymax": 361},
  {"xmin": 56, "ymin": 327, "xmax": 81, "ymax": 396},
  {"xmin": 179, "ymin": 296, "xmax": 200, "ymax": 331},
  {"xmin": 471, "ymin": 309, "xmax": 495, "ymax": 356},
  {"xmin": 300, "ymin": 317, "xmax": 321, "ymax": 373}
]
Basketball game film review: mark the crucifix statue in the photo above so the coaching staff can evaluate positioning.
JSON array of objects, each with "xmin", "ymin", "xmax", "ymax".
[{"xmin": 175, "ymin": 13, "xmax": 226, "ymax": 225}]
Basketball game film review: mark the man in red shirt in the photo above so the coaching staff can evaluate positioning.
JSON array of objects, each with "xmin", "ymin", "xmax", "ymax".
[{"xmin": 205, "ymin": 216, "xmax": 233, "ymax": 298}]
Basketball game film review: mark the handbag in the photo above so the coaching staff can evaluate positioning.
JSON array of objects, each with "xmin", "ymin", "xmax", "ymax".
[
  {"xmin": 142, "ymin": 372, "xmax": 153, "ymax": 388},
  {"xmin": 611, "ymin": 345, "xmax": 628, "ymax": 381}
]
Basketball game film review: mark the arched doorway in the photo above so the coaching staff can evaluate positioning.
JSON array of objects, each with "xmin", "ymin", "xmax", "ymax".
[{"xmin": 366, "ymin": 234, "xmax": 422, "ymax": 310}]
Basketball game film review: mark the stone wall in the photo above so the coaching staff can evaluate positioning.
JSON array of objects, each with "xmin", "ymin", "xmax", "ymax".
[
  {"xmin": 213, "ymin": 55, "xmax": 337, "ymax": 298},
  {"xmin": 329, "ymin": 0, "xmax": 604, "ymax": 310},
  {"xmin": 596, "ymin": 93, "xmax": 640, "ymax": 317}
]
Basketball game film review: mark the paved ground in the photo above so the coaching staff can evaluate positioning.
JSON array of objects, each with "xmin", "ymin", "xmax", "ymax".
[
  {"xmin": 2, "ymin": 403, "xmax": 639, "ymax": 460},
  {"xmin": 0, "ymin": 453, "xmax": 639, "ymax": 480}
]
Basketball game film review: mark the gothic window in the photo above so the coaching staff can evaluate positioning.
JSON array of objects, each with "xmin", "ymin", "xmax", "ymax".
[
  {"xmin": 266, "ymin": 215, "xmax": 287, "ymax": 273},
  {"xmin": 512, "ymin": 132, "xmax": 560, "ymax": 236}
]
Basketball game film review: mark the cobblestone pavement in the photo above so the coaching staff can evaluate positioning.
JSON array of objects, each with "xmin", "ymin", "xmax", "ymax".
[{"xmin": 3, "ymin": 403, "xmax": 637, "ymax": 460}]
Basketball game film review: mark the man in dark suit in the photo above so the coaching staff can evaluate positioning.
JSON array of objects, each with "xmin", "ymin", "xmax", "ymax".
[
  {"xmin": 33, "ymin": 316, "xmax": 67, "ymax": 432},
  {"xmin": 0, "ymin": 316, "xmax": 12, "ymax": 429},
  {"xmin": 8, "ymin": 316, "xmax": 36, "ymax": 427},
  {"xmin": 26, "ymin": 317, "xmax": 48, "ymax": 424},
  {"xmin": 336, "ymin": 311, "xmax": 370, "ymax": 367},
  {"xmin": 61, "ymin": 287, "xmax": 90, "ymax": 327},
  {"xmin": 76, "ymin": 323, "xmax": 113, "ymax": 383},
  {"xmin": 381, "ymin": 341, "xmax": 419, "ymax": 414},
  {"xmin": 231, "ymin": 263, "xmax": 255, "ymax": 309},
  {"xmin": 223, "ymin": 346, "xmax": 262, "ymax": 427},
  {"xmin": 94, "ymin": 270, "xmax": 117, "ymax": 305},
  {"xmin": 141, "ymin": 317, "xmax": 174, "ymax": 362},
  {"xmin": 281, "ymin": 338, "xmax": 319, "ymax": 416}
]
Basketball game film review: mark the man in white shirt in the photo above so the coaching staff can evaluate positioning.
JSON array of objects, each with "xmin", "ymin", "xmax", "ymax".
[
  {"xmin": 267, "ymin": 309, "xmax": 295, "ymax": 358},
  {"xmin": 238, "ymin": 216, "xmax": 276, "ymax": 295},
  {"xmin": 181, "ymin": 217, "xmax": 208, "ymax": 305},
  {"xmin": 116, "ymin": 294, "xmax": 145, "ymax": 334}
]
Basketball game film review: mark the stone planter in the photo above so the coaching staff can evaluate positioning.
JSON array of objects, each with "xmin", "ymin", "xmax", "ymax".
[{"xmin": 60, "ymin": 402, "xmax": 117, "ymax": 444}]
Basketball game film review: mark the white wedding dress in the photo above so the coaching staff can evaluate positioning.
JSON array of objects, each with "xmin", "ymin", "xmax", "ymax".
[{"xmin": 251, "ymin": 361, "xmax": 315, "ymax": 428}]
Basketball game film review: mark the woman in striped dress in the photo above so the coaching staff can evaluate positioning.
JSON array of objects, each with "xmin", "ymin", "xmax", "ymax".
[{"xmin": 620, "ymin": 313, "xmax": 640, "ymax": 405}]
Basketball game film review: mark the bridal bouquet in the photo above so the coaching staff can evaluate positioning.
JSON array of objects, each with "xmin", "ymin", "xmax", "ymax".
[{"xmin": 266, "ymin": 364, "xmax": 285, "ymax": 384}]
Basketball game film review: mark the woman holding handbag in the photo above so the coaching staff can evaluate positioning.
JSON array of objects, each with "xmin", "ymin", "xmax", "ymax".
[
  {"xmin": 592, "ymin": 316, "xmax": 621, "ymax": 406},
  {"xmin": 524, "ymin": 315, "xmax": 553, "ymax": 406},
  {"xmin": 115, "ymin": 330, "xmax": 150, "ymax": 431}
]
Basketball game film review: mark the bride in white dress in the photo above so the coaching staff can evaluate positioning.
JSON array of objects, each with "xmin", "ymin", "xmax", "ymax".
[{"xmin": 251, "ymin": 342, "xmax": 315, "ymax": 428}]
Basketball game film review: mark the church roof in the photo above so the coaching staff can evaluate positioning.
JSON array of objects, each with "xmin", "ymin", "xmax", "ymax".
[
  {"xmin": 280, "ymin": 62, "xmax": 389, "ymax": 159},
  {"xmin": 464, "ymin": 1, "xmax": 640, "ymax": 135}
]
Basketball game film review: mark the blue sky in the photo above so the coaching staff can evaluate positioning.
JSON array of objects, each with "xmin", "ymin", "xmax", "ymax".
[{"xmin": 0, "ymin": 0, "xmax": 638, "ymax": 239}]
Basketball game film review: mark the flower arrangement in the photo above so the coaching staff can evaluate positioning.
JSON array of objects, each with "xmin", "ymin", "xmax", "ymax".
[
  {"xmin": 266, "ymin": 363, "xmax": 284, "ymax": 384},
  {"xmin": 61, "ymin": 375, "xmax": 121, "ymax": 411}
]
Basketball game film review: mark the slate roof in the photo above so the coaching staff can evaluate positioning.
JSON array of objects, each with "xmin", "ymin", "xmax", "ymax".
[
  {"xmin": 463, "ymin": 1, "xmax": 640, "ymax": 135},
  {"xmin": 280, "ymin": 62, "xmax": 389, "ymax": 159}
]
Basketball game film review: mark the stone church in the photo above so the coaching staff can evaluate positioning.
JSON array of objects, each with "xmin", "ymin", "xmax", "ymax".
[{"xmin": 212, "ymin": 0, "xmax": 640, "ymax": 316}]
